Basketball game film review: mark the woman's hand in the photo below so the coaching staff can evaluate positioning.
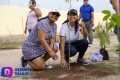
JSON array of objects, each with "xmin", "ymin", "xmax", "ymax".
[
  {"xmin": 49, "ymin": 51, "xmax": 58, "ymax": 60},
  {"xmin": 29, "ymin": 5, "xmax": 36, "ymax": 10},
  {"xmin": 61, "ymin": 58, "xmax": 68, "ymax": 68}
]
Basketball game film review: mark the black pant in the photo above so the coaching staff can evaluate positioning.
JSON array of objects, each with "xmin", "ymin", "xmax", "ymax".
[{"xmin": 64, "ymin": 39, "xmax": 88, "ymax": 59}]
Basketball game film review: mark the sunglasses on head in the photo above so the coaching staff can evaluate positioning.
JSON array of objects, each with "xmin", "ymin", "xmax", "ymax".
[{"xmin": 51, "ymin": 12, "xmax": 60, "ymax": 17}]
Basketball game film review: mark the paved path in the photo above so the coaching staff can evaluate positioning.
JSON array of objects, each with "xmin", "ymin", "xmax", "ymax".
[{"xmin": 0, "ymin": 49, "xmax": 22, "ymax": 69}]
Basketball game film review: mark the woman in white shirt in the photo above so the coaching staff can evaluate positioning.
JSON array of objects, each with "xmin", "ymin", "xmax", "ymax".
[{"xmin": 59, "ymin": 9, "xmax": 89, "ymax": 68}]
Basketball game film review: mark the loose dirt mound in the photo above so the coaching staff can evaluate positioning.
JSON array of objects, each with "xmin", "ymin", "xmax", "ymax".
[{"xmin": 30, "ymin": 63, "xmax": 115, "ymax": 80}]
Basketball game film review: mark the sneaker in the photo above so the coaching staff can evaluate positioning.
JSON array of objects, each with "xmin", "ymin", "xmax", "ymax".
[
  {"xmin": 21, "ymin": 56, "xmax": 27, "ymax": 67},
  {"xmin": 77, "ymin": 58, "xmax": 89, "ymax": 65},
  {"xmin": 88, "ymin": 43, "xmax": 92, "ymax": 47},
  {"xmin": 45, "ymin": 64, "xmax": 53, "ymax": 69},
  {"xmin": 88, "ymin": 45, "xmax": 91, "ymax": 47}
]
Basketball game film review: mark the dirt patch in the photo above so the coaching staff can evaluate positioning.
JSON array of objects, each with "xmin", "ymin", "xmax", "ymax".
[{"xmin": 30, "ymin": 63, "xmax": 115, "ymax": 80}]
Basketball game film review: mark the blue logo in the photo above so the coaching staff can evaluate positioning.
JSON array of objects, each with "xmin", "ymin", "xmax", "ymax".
[
  {"xmin": 15, "ymin": 68, "xmax": 32, "ymax": 76},
  {"xmin": 1, "ymin": 67, "xmax": 32, "ymax": 78},
  {"xmin": 1, "ymin": 67, "xmax": 13, "ymax": 78}
]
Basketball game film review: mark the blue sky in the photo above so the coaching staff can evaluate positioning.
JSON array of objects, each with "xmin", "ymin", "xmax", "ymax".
[{"xmin": 0, "ymin": 0, "xmax": 115, "ymax": 12}]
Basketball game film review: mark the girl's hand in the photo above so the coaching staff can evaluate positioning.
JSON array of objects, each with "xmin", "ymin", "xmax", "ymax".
[
  {"xmin": 61, "ymin": 59, "xmax": 68, "ymax": 68},
  {"xmin": 80, "ymin": 22, "xmax": 85, "ymax": 28}
]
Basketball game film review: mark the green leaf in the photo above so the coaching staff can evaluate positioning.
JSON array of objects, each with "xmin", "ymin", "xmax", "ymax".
[
  {"xmin": 115, "ymin": 14, "xmax": 120, "ymax": 26},
  {"xmin": 103, "ymin": 14, "xmax": 110, "ymax": 21},
  {"xmin": 111, "ymin": 14, "xmax": 117, "ymax": 22},
  {"xmin": 108, "ymin": 22, "xmax": 114, "ymax": 31},
  {"xmin": 102, "ymin": 10, "xmax": 111, "ymax": 15},
  {"xmin": 102, "ymin": 10, "xmax": 111, "ymax": 21}
]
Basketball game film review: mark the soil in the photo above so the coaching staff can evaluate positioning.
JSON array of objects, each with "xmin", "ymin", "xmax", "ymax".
[{"xmin": 30, "ymin": 63, "xmax": 115, "ymax": 80}]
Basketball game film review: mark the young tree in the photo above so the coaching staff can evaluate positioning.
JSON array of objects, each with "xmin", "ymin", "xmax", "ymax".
[{"xmin": 102, "ymin": 10, "xmax": 120, "ymax": 64}]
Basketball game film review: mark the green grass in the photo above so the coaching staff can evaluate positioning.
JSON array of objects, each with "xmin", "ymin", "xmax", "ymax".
[
  {"xmin": 0, "ymin": 42, "xmax": 23, "ymax": 50},
  {"xmin": 92, "ymin": 62, "xmax": 120, "ymax": 74},
  {"xmin": 0, "ymin": 35, "xmax": 25, "ymax": 50}
]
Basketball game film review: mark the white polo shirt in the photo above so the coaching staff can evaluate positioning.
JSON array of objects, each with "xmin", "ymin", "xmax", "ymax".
[{"xmin": 59, "ymin": 23, "xmax": 81, "ymax": 43}]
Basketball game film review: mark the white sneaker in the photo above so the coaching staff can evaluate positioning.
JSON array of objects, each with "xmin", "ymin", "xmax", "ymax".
[{"xmin": 45, "ymin": 64, "xmax": 53, "ymax": 69}]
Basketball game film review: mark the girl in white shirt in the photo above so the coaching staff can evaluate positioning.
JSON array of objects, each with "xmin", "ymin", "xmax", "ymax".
[{"xmin": 59, "ymin": 9, "xmax": 89, "ymax": 68}]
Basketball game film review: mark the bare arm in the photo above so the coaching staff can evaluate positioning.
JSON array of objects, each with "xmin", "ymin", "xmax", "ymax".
[
  {"xmin": 33, "ymin": 8, "xmax": 42, "ymax": 17},
  {"xmin": 60, "ymin": 36, "xmax": 65, "ymax": 59},
  {"xmin": 60, "ymin": 36, "xmax": 68, "ymax": 68},
  {"xmin": 111, "ymin": 0, "xmax": 119, "ymax": 13},
  {"xmin": 38, "ymin": 30, "xmax": 57, "ymax": 60},
  {"xmin": 78, "ymin": 13, "xmax": 81, "ymax": 21},
  {"xmin": 80, "ymin": 22, "xmax": 88, "ymax": 38},
  {"xmin": 29, "ymin": 5, "xmax": 42, "ymax": 17},
  {"xmin": 49, "ymin": 32, "xmax": 57, "ymax": 50},
  {"xmin": 54, "ymin": 32, "xmax": 57, "ymax": 42}
]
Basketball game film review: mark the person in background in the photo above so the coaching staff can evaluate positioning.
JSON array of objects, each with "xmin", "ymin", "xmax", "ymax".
[
  {"xmin": 79, "ymin": 0, "xmax": 94, "ymax": 46},
  {"xmin": 21, "ymin": 8, "xmax": 60, "ymax": 70},
  {"xmin": 59, "ymin": 9, "xmax": 89, "ymax": 68},
  {"xmin": 110, "ymin": 0, "xmax": 119, "ymax": 14},
  {"xmin": 110, "ymin": 0, "xmax": 120, "ymax": 51},
  {"xmin": 25, "ymin": 0, "xmax": 42, "ymax": 34}
]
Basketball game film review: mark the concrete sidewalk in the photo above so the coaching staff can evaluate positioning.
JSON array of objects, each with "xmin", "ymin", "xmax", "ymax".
[{"xmin": 0, "ymin": 49, "xmax": 22, "ymax": 69}]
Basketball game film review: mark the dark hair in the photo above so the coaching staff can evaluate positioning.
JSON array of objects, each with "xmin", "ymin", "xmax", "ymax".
[
  {"xmin": 38, "ymin": 16, "xmax": 48, "ymax": 22},
  {"xmin": 62, "ymin": 18, "xmax": 79, "ymax": 35},
  {"xmin": 30, "ymin": 0, "xmax": 36, "ymax": 5},
  {"xmin": 67, "ymin": 9, "xmax": 78, "ymax": 15}
]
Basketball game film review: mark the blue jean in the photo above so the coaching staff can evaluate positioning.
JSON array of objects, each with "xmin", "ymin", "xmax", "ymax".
[{"xmin": 64, "ymin": 39, "xmax": 89, "ymax": 60}]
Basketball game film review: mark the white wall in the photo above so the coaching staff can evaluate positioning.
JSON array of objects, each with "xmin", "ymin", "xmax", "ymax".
[{"xmin": 0, "ymin": 6, "xmax": 104, "ymax": 36}]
